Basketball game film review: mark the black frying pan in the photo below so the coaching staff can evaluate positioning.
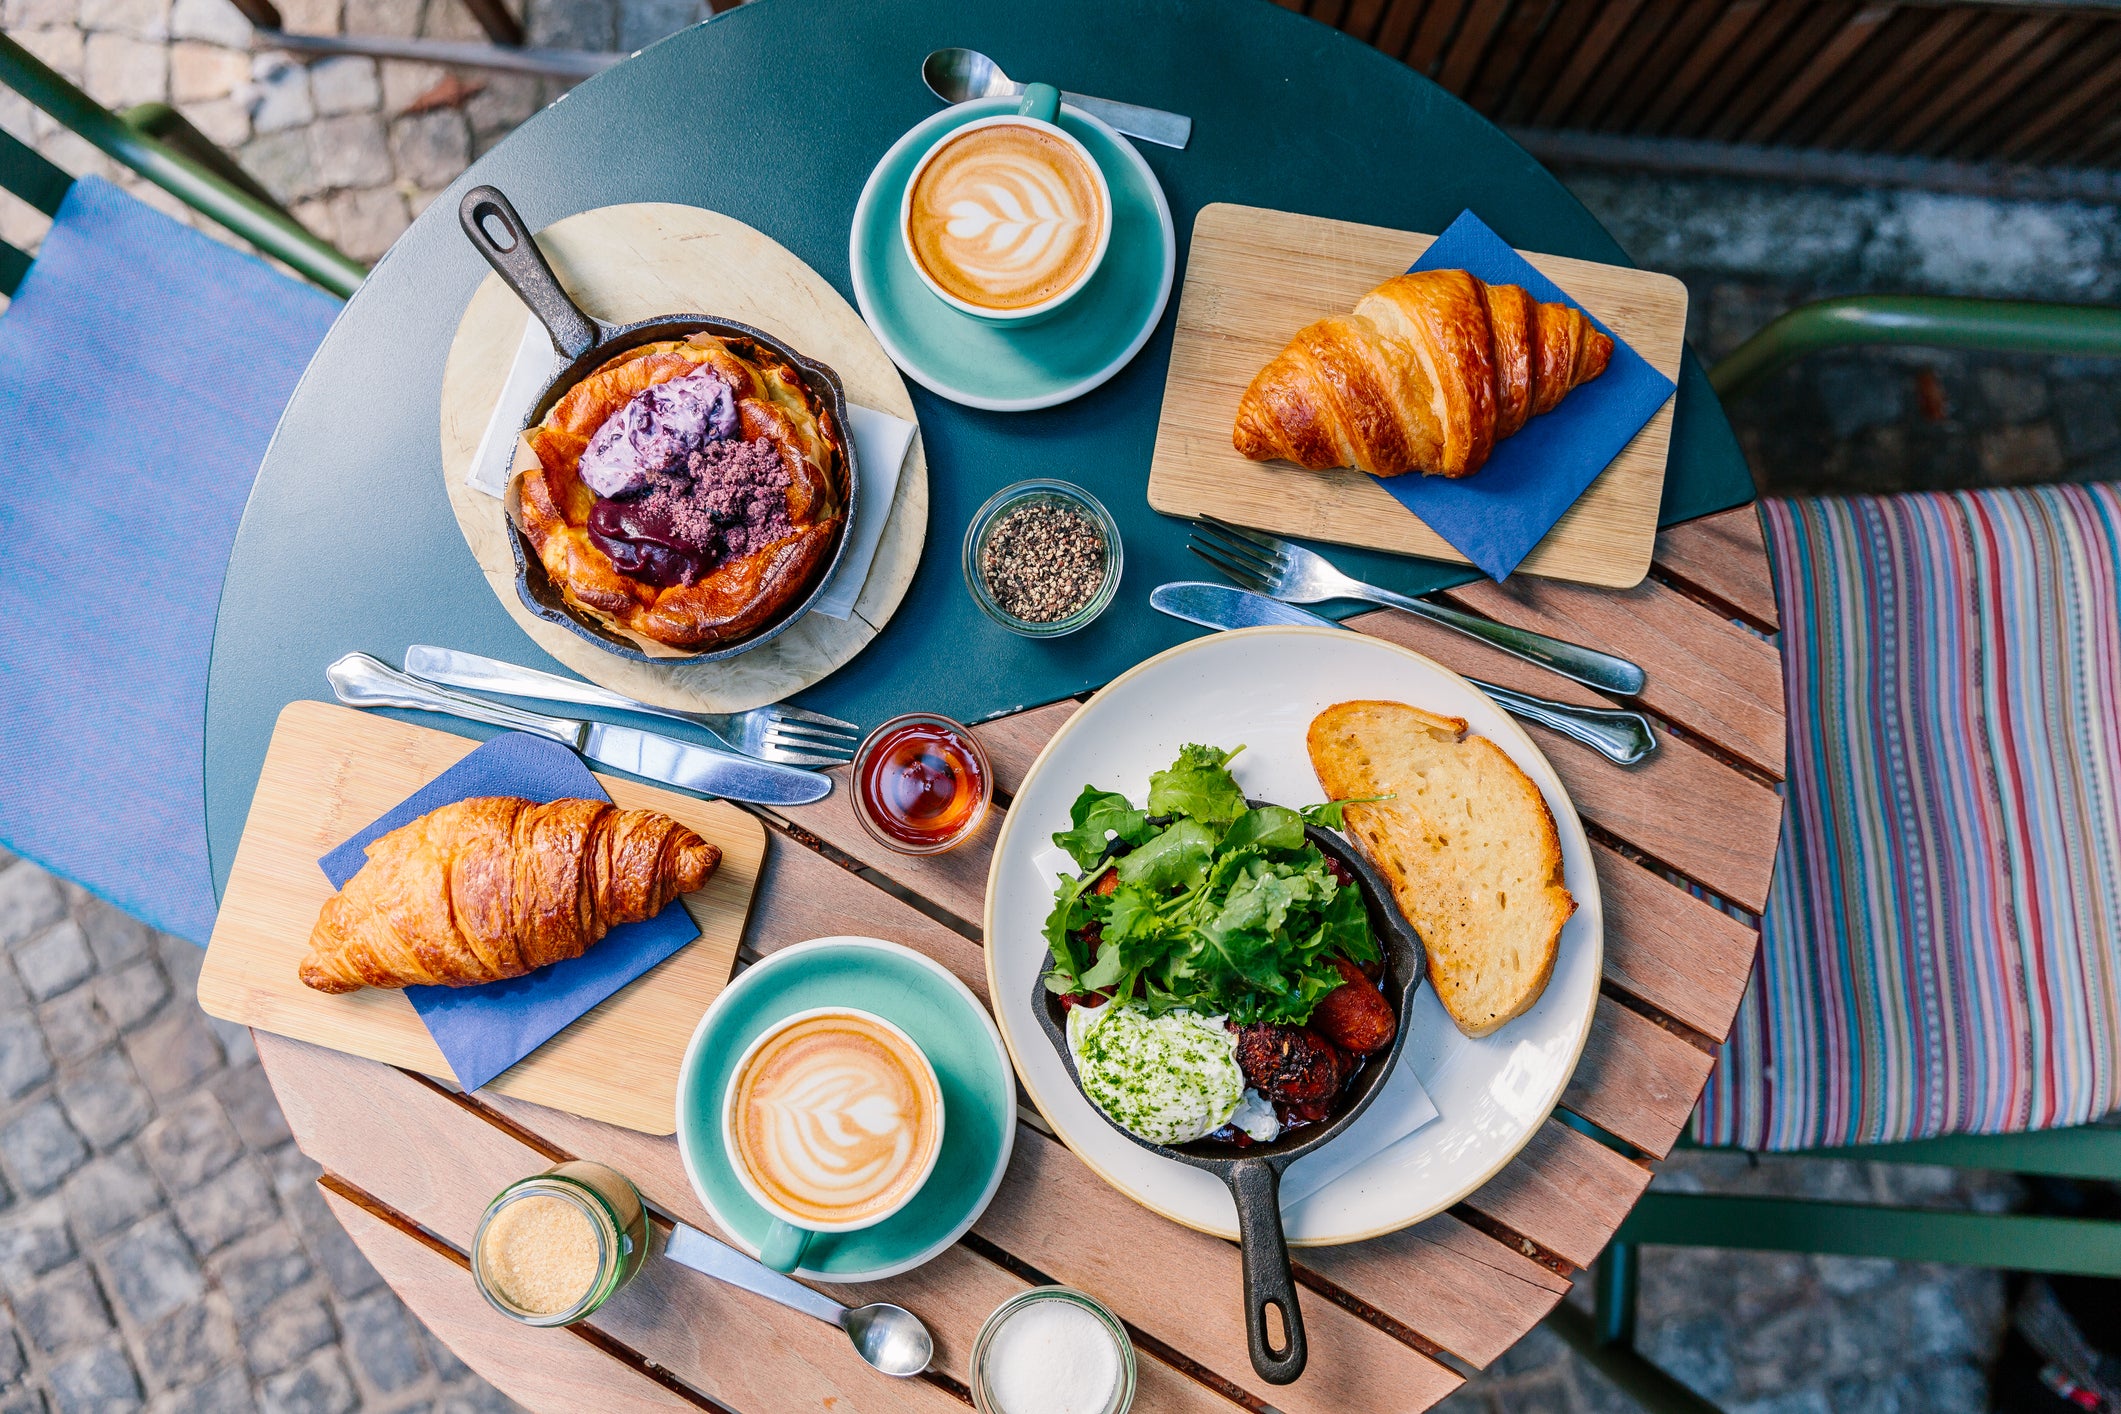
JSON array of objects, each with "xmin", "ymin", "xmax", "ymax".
[
  {"xmin": 1034, "ymin": 809, "xmax": 1427, "ymax": 1385},
  {"xmin": 456, "ymin": 186, "xmax": 858, "ymax": 664}
]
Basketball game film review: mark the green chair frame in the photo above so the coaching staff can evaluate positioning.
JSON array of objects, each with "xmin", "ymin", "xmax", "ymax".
[
  {"xmin": 0, "ymin": 31, "xmax": 363, "ymax": 299},
  {"xmin": 1543, "ymin": 293, "xmax": 2121, "ymax": 1414}
]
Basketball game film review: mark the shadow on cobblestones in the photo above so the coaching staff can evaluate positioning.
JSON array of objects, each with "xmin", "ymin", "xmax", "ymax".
[{"xmin": 0, "ymin": 852, "xmax": 525, "ymax": 1414}]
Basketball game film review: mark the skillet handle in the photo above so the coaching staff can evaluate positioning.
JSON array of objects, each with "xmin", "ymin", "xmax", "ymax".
[
  {"xmin": 458, "ymin": 185, "xmax": 599, "ymax": 362},
  {"xmin": 1229, "ymin": 1157, "xmax": 1307, "ymax": 1384}
]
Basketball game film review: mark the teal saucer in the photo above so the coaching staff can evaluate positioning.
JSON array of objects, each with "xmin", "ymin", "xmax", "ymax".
[
  {"xmin": 849, "ymin": 97, "xmax": 1176, "ymax": 411},
  {"xmin": 675, "ymin": 936, "xmax": 1015, "ymax": 1282}
]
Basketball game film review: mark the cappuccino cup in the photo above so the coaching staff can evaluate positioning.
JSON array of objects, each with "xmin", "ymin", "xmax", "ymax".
[
  {"xmin": 721, "ymin": 1006, "xmax": 945, "ymax": 1272},
  {"xmin": 900, "ymin": 83, "xmax": 1112, "ymax": 326}
]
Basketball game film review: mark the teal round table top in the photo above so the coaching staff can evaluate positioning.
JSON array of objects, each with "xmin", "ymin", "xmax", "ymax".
[{"xmin": 204, "ymin": 0, "xmax": 1751, "ymax": 890}]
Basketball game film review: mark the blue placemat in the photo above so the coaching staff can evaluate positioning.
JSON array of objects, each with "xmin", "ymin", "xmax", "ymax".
[
  {"xmin": 318, "ymin": 733, "xmax": 701, "ymax": 1090},
  {"xmin": 1375, "ymin": 210, "xmax": 1678, "ymax": 580}
]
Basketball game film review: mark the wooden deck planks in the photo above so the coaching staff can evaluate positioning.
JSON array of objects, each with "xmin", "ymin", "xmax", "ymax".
[
  {"xmin": 1303, "ymin": 0, "xmax": 2121, "ymax": 170},
  {"xmin": 1560, "ymin": 998, "xmax": 1717, "ymax": 1159},
  {"xmin": 978, "ymin": 1130, "xmax": 1465, "ymax": 1412},
  {"xmin": 323, "ymin": 1192, "xmax": 714, "ymax": 1414},
  {"xmin": 671, "ymin": 828, "xmax": 1514, "ymax": 1398},
  {"xmin": 1344, "ymin": 608, "xmax": 1783, "ymax": 911},
  {"xmin": 1594, "ymin": 844, "xmax": 1759, "ymax": 1042},
  {"xmin": 269, "ymin": 501, "xmax": 1785, "ymax": 1411},
  {"xmin": 1439, "ymin": 575, "xmax": 1787, "ymax": 779},
  {"xmin": 1566, "ymin": 1003, "xmax": 1718, "ymax": 1156},
  {"xmin": 1651, "ymin": 507, "xmax": 1781, "ymax": 630},
  {"xmin": 263, "ymin": 1036, "xmax": 965, "ymax": 1414},
  {"xmin": 765, "ymin": 697, "xmax": 1082, "ymax": 932},
  {"xmin": 1295, "ymin": 1212, "xmax": 1571, "ymax": 1368},
  {"xmin": 472, "ymin": 1091, "xmax": 1251, "ymax": 1412},
  {"xmin": 1459, "ymin": 1119, "xmax": 1652, "ymax": 1270}
]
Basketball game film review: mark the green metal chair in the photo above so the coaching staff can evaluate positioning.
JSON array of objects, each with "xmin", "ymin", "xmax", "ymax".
[
  {"xmin": 1543, "ymin": 295, "xmax": 2121, "ymax": 1414},
  {"xmin": 0, "ymin": 31, "xmax": 355, "ymax": 943},
  {"xmin": 0, "ymin": 30, "xmax": 363, "ymax": 298}
]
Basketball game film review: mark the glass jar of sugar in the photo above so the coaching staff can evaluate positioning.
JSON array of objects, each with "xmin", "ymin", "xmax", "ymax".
[
  {"xmin": 972, "ymin": 1286, "xmax": 1135, "ymax": 1414},
  {"xmin": 472, "ymin": 1160, "xmax": 649, "ymax": 1326}
]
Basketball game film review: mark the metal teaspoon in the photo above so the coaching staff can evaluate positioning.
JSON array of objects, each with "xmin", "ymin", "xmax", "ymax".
[
  {"xmin": 664, "ymin": 1224, "xmax": 933, "ymax": 1377},
  {"xmin": 922, "ymin": 47, "xmax": 1192, "ymax": 149}
]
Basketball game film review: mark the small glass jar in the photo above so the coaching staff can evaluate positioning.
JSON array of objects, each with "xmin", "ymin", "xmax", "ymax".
[
  {"xmin": 962, "ymin": 480, "xmax": 1124, "ymax": 638},
  {"xmin": 471, "ymin": 1160, "xmax": 648, "ymax": 1327},
  {"xmin": 850, "ymin": 713, "xmax": 994, "ymax": 856},
  {"xmin": 972, "ymin": 1286, "xmax": 1136, "ymax": 1414}
]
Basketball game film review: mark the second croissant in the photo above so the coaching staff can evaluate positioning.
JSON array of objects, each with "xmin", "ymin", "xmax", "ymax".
[
  {"xmin": 301, "ymin": 796, "xmax": 719, "ymax": 994},
  {"xmin": 1233, "ymin": 269, "xmax": 1613, "ymax": 479}
]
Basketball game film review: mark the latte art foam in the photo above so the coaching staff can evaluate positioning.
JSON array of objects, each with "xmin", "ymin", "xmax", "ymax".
[
  {"xmin": 731, "ymin": 1014, "xmax": 940, "ymax": 1225},
  {"xmin": 907, "ymin": 123, "xmax": 1106, "ymax": 311}
]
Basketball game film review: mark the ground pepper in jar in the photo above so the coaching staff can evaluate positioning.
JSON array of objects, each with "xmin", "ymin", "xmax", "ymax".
[{"xmin": 980, "ymin": 502, "xmax": 1108, "ymax": 624}]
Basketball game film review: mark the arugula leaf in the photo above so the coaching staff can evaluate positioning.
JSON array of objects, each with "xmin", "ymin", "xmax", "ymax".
[
  {"xmin": 1210, "ymin": 862, "xmax": 1328, "ymax": 943},
  {"xmin": 1039, "ymin": 743, "xmax": 1382, "ymax": 1026},
  {"xmin": 1114, "ymin": 817, "xmax": 1217, "ymax": 892},
  {"xmin": 1076, "ymin": 943, "xmax": 1128, "ymax": 992},
  {"xmin": 1052, "ymin": 787, "xmax": 1155, "ymax": 870},
  {"xmin": 1096, "ymin": 883, "xmax": 1166, "ymax": 949},
  {"xmin": 1318, "ymin": 875, "xmax": 1381, "ymax": 964},
  {"xmin": 1041, "ymin": 862, "xmax": 1117, "ymax": 994},
  {"xmin": 1147, "ymin": 743, "xmax": 1248, "ymax": 824},
  {"xmin": 1222, "ymin": 804, "xmax": 1307, "ymax": 854},
  {"xmin": 1301, "ymin": 795, "xmax": 1392, "ymax": 831}
]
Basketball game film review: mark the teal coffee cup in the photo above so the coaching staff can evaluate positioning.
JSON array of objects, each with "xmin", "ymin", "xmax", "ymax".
[
  {"xmin": 720, "ymin": 1006, "xmax": 946, "ymax": 1273},
  {"xmin": 898, "ymin": 82, "xmax": 1114, "ymax": 326}
]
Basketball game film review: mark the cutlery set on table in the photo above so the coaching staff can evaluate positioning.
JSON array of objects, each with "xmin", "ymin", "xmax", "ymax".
[
  {"xmin": 327, "ymin": 648, "xmax": 853, "ymax": 805},
  {"xmin": 202, "ymin": 37, "xmax": 1689, "ymax": 1402}
]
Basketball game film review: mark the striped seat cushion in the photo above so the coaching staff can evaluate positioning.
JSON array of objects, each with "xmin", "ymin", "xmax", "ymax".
[{"xmin": 1695, "ymin": 484, "xmax": 2121, "ymax": 1151}]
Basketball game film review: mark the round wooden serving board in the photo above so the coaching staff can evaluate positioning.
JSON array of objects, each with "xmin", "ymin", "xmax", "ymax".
[{"xmin": 438, "ymin": 203, "xmax": 928, "ymax": 712}]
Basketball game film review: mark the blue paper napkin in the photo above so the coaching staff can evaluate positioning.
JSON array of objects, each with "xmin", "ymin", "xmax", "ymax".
[
  {"xmin": 318, "ymin": 733, "xmax": 702, "ymax": 1090},
  {"xmin": 1373, "ymin": 210, "xmax": 1677, "ymax": 580}
]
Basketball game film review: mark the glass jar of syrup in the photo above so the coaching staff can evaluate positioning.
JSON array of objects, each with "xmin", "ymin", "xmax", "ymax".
[{"xmin": 851, "ymin": 714, "xmax": 994, "ymax": 855}]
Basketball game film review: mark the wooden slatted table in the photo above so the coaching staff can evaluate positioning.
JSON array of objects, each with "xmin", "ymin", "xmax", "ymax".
[{"xmin": 254, "ymin": 506, "xmax": 1785, "ymax": 1413}]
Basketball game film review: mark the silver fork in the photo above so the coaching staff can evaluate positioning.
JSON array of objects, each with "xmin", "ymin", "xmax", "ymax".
[
  {"xmin": 1188, "ymin": 517, "xmax": 1648, "ymax": 697},
  {"xmin": 402, "ymin": 646, "xmax": 861, "ymax": 768}
]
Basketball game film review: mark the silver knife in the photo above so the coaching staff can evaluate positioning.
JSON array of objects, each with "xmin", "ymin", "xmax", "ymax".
[
  {"xmin": 325, "ymin": 653, "xmax": 832, "ymax": 804},
  {"xmin": 1149, "ymin": 584, "xmax": 1658, "ymax": 766}
]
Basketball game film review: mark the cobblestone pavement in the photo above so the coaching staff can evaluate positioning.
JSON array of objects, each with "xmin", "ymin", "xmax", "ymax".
[
  {"xmin": 4, "ymin": 2, "xmax": 2120, "ymax": 1411},
  {"xmin": 0, "ymin": 850, "xmax": 520, "ymax": 1414}
]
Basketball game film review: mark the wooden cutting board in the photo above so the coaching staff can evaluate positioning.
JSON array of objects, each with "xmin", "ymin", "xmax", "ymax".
[
  {"xmin": 438, "ymin": 202, "xmax": 927, "ymax": 714},
  {"xmin": 198, "ymin": 701, "xmax": 766, "ymax": 1134},
  {"xmin": 1147, "ymin": 204, "xmax": 1688, "ymax": 589}
]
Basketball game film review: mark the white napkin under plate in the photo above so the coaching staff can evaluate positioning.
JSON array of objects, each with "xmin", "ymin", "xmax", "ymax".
[
  {"xmin": 466, "ymin": 313, "xmax": 915, "ymax": 622},
  {"xmin": 1028, "ymin": 842, "xmax": 1439, "ymax": 1208}
]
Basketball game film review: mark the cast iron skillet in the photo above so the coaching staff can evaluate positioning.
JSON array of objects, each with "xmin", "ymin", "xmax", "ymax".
[
  {"xmin": 1033, "ymin": 808, "xmax": 1427, "ymax": 1385},
  {"xmin": 457, "ymin": 186, "xmax": 858, "ymax": 664}
]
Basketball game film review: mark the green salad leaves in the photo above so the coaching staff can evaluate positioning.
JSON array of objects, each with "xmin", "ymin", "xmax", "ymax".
[{"xmin": 1042, "ymin": 744, "xmax": 1380, "ymax": 1026}]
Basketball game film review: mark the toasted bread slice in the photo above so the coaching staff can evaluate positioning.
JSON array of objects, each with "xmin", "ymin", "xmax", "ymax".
[{"xmin": 1307, "ymin": 700, "xmax": 1575, "ymax": 1037}]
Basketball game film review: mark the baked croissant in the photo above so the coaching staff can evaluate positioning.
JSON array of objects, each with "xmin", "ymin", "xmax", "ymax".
[
  {"xmin": 1233, "ymin": 269, "xmax": 1613, "ymax": 478},
  {"xmin": 301, "ymin": 797, "xmax": 719, "ymax": 994}
]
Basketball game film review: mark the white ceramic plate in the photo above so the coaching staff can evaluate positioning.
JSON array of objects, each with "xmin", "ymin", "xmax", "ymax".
[{"xmin": 983, "ymin": 627, "xmax": 1604, "ymax": 1245}]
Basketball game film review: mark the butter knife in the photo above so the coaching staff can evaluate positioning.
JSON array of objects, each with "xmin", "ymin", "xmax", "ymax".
[
  {"xmin": 326, "ymin": 653, "xmax": 832, "ymax": 804},
  {"xmin": 1149, "ymin": 584, "xmax": 1657, "ymax": 766}
]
